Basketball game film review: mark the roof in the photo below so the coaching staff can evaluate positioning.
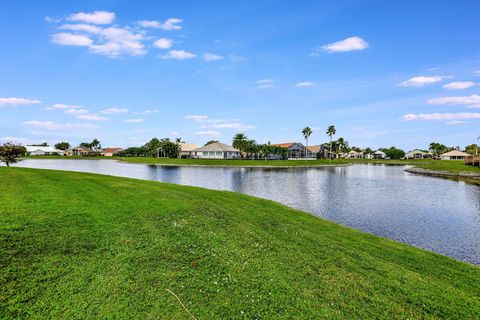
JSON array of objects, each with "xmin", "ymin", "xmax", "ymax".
[
  {"xmin": 307, "ymin": 145, "xmax": 321, "ymax": 153},
  {"xmin": 70, "ymin": 146, "xmax": 92, "ymax": 152},
  {"xmin": 26, "ymin": 146, "xmax": 64, "ymax": 153},
  {"xmin": 348, "ymin": 150, "xmax": 360, "ymax": 154},
  {"xmin": 193, "ymin": 142, "xmax": 239, "ymax": 152},
  {"xmin": 102, "ymin": 148, "xmax": 123, "ymax": 153},
  {"xmin": 178, "ymin": 143, "xmax": 199, "ymax": 152},
  {"xmin": 272, "ymin": 142, "xmax": 296, "ymax": 148},
  {"xmin": 373, "ymin": 150, "xmax": 386, "ymax": 155},
  {"xmin": 440, "ymin": 150, "xmax": 470, "ymax": 157},
  {"xmin": 406, "ymin": 149, "xmax": 430, "ymax": 154}
]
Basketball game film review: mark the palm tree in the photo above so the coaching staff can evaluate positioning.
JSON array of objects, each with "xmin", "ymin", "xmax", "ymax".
[
  {"xmin": 232, "ymin": 133, "xmax": 248, "ymax": 158},
  {"xmin": 302, "ymin": 127, "xmax": 312, "ymax": 165},
  {"xmin": 326, "ymin": 125, "xmax": 336, "ymax": 159},
  {"xmin": 337, "ymin": 137, "xmax": 349, "ymax": 157}
]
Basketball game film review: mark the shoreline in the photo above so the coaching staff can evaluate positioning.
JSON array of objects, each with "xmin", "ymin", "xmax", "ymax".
[{"xmin": 405, "ymin": 166, "xmax": 480, "ymax": 185}]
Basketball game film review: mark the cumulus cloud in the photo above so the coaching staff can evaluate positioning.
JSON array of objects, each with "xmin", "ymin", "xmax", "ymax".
[
  {"xmin": 401, "ymin": 112, "xmax": 480, "ymax": 121},
  {"xmin": 64, "ymin": 108, "xmax": 89, "ymax": 115},
  {"xmin": 0, "ymin": 137, "xmax": 29, "ymax": 144},
  {"xmin": 0, "ymin": 97, "xmax": 41, "ymax": 107},
  {"xmin": 442, "ymin": 81, "xmax": 476, "ymax": 90},
  {"xmin": 123, "ymin": 118, "xmax": 145, "ymax": 123},
  {"xmin": 294, "ymin": 81, "xmax": 315, "ymax": 87},
  {"xmin": 68, "ymin": 11, "xmax": 115, "ymax": 25},
  {"xmin": 445, "ymin": 120, "xmax": 468, "ymax": 125},
  {"xmin": 317, "ymin": 36, "xmax": 369, "ymax": 53},
  {"xmin": 51, "ymin": 32, "xmax": 94, "ymax": 46},
  {"xmin": 77, "ymin": 114, "xmax": 109, "ymax": 121},
  {"xmin": 88, "ymin": 27, "xmax": 146, "ymax": 57},
  {"xmin": 193, "ymin": 130, "xmax": 222, "ymax": 137},
  {"xmin": 100, "ymin": 107, "xmax": 128, "ymax": 114},
  {"xmin": 135, "ymin": 109, "xmax": 159, "ymax": 115},
  {"xmin": 427, "ymin": 94, "xmax": 480, "ymax": 107},
  {"xmin": 59, "ymin": 23, "xmax": 102, "ymax": 34},
  {"xmin": 184, "ymin": 115, "xmax": 208, "ymax": 121},
  {"xmin": 398, "ymin": 76, "xmax": 443, "ymax": 87},
  {"xmin": 153, "ymin": 38, "xmax": 173, "ymax": 49},
  {"xmin": 23, "ymin": 120, "xmax": 97, "ymax": 131},
  {"xmin": 206, "ymin": 122, "xmax": 256, "ymax": 130},
  {"xmin": 160, "ymin": 50, "xmax": 196, "ymax": 60},
  {"xmin": 46, "ymin": 103, "xmax": 84, "ymax": 110},
  {"xmin": 203, "ymin": 53, "xmax": 223, "ymax": 61},
  {"xmin": 138, "ymin": 18, "xmax": 182, "ymax": 30}
]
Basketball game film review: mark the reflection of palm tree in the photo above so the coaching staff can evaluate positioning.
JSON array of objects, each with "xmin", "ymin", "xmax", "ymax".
[
  {"xmin": 302, "ymin": 127, "xmax": 312, "ymax": 165},
  {"xmin": 326, "ymin": 125, "xmax": 336, "ymax": 159}
]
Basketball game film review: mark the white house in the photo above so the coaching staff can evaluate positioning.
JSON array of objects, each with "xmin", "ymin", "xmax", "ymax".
[
  {"xmin": 405, "ymin": 149, "xmax": 432, "ymax": 159},
  {"xmin": 192, "ymin": 142, "xmax": 240, "ymax": 159},
  {"xmin": 347, "ymin": 150, "xmax": 363, "ymax": 159},
  {"xmin": 26, "ymin": 146, "xmax": 65, "ymax": 156},
  {"xmin": 440, "ymin": 150, "xmax": 470, "ymax": 160},
  {"xmin": 178, "ymin": 143, "xmax": 199, "ymax": 158},
  {"xmin": 373, "ymin": 150, "xmax": 386, "ymax": 159}
]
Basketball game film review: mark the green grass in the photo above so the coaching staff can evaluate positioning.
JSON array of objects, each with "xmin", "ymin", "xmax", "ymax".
[
  {"xmin": 1, "ymin": 168, "xmax": 479, "ymax": 319},
  {"xmin": 117, "ymin": 157, "xmax": 349, "ymax": 166},
  {"xmin": 349, "ymin": 159, "xmax": 480, "ymax": 173}
]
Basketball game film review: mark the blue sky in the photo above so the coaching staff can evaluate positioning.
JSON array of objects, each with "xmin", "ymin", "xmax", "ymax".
[{"xmin": 1, "ymin": 0, "xmax": 480, "ymax": 150}]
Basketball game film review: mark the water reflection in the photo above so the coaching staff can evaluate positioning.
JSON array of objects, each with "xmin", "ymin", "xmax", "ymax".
[{"xmin": 12, "ymin": 159, "xmax": 480, "ymax": 265}]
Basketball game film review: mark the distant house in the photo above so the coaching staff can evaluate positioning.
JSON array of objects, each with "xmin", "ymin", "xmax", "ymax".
[
  {"xmin": 65, "ymin": 146, "xmax": 98, "ymax": 156},
  {"xmin": 101, "ymin": 148, "xmax": 123, "ymax": 157},
  {"xmin": 373, "ymin": 150, "xmax": 387, "ymax": 159},
  {"xmin": 178, "ymin": 143, "xmax": 199, "ymax": 158},
  {"xmin": 272, "ymin": 142, "xmax": 316, "ymax": 159},
  {"xmin": 347, "ymin": 150, "xmax": 363, "ymax": 159},
  {"xmin": 25, "ymin": 146, "xmax": 65, "ymax": 156},
  {"xmin": 405, "ymin": 149, "xmax": 433, "ymax": 159},
  {"xmin": 440, "ymin": 150, "xmax": 470, "ymax": 160},
  {"xmin": 192, "ymin": 142, "xmax": 240, "ymax": 159}
]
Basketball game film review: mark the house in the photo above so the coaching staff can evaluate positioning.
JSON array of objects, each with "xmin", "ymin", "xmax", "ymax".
[
  {"xmin": 272, "ymin": 142, "xmax": 316, "ymax": 159},
  {"xmin": 347, "ymin": 150, "xmax": 363, "ymax": 159},
  {"xmin": 65, "ymin": 146, "xmax": 98, "ymax": 156},
  {"xmin": 177, "ymin": 143, "xmax": 199, "ymax": 158},
  {"xmin": 192, "ymin": 142, "xmax": 240, "ymax": 159},
  {"xmin": 25, "ymin": 146, "xmax": 65, "ymax": 156},
  {"xmin": 405, "ymin": 149, "xmax": 433, "ymax": 159},
  {"xmin": 101, "ymin": 148, "xmax": 123, "ymax": 157},
  {"xmin": 373, "ymin": 150, "xmax": 387, "ymax": 159},
  {"xmin": 440, "ymin": 150, "xmax": 470, "ymax": 160}
]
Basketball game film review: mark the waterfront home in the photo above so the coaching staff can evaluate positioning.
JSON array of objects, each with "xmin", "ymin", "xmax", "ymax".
[
  {"xmin": 178, "ymin": 143, "xmax": 199, "ymax": 158},
  {"xmin": 373, "ymin": 150, "xmax": 387, "ymax": 159},
  {"xmin": 192, "ymin": 142, "xmax": 240, "ymax": 159},
  {"xmin": 346, "ymin": 150, "xmax": 363, "ymax": 159},
  {"xmin": 25, "ymin": 146, "xmax": 65, "ymax": 156},
  {"xmin": 405, "ymin": 149, "xmax": 433, "ymax": 159},
  {"xmin": 272, "ymin": 142, "xmax": 317, "ymax": 159},
  {"xmin": 100, "ymin": 148, "xmax": 123, "ymax": 157},
  {"xmin": 440, "ymin": 150, "xmax": 470, "ymax": 160},
  {"xmin": 66, "ymin": 146, "xmax": 99, "ymax": 156}
]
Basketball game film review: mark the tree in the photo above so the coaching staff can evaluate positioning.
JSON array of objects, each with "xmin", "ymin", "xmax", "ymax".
[
  {"xmin": 80, "ymin": 142, "xmax": 91, "ymax": 148},
  {"xmin": 205, "ymin": 140, "xmax": 218, "ymax": 146},
  {"xmin": 90, "ymin": 139, "xmax": 102, "ymax": 151},
  {"xmin": 0, "ymin": 143, "xmax": 26, "ymax": 167},
  {"xmin": 326, "ymin": 125, "xmax": 336, "ymax": 159},
  {"xmin": 144, "ymin": 138, "xmax": 162, "ymax": 157},
  {"xmin": 158, "ymin": 139, "xmax": 180, "ymax": 158},
  {"xmin": 30, "ymin": 142, "xmax": 48, "ymax": 146},
  {"xmin": 302, "ymin": 126, "xmax": 312, "ymax": 164},
  {"xmin": 175, "ymin": 137, "xmax": 185, "ymax": 144},
  {"xmin": 55, "ymin": 142, "xmax": 70, "ymax": 150},
  {"xmin": 381, "ymin": 146, "xmax": 405, "ymax": 159},
  {"xmin": 465, "ymin": 144, "xmax": 478, "ymax": 155},
  {"xmin": 336, "ymin": 137, "xmax": 349, "ymax": 156},
  {"xmin": 429, "ymin": 142, "xmax": 448, "ymax": 158},
  {"xmin": 232, "ymin": 133, "xmax": 248, "ymax": 158}
]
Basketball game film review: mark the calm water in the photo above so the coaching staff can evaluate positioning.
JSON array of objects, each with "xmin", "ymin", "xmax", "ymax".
[{"xmin": 12, "ymin": 159, "xmax": 480, "ymax": 265}]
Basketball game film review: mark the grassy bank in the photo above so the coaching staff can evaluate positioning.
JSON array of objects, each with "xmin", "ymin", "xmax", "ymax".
[
  {"xmin": 350, "ymin": 158, "xmax": 480, "ymax": 173},
  {"xmin": 117, "ymin": 157, "xmax": 349, "ymax": 166},
  {"xmin": 1, "ymin": 168, "xmax": 479, "ymax": 319}
]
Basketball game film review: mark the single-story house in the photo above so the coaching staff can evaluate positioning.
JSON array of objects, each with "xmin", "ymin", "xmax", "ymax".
[
  {"xmin": 346, "ymin": 150, "xmax": 363, "ymax": 159},
  {"xmin": 101, "ymin": 148, "xmax": 123, "ymax": 157},
  {"xmin": 373, "ymin": 150, "xmax": 387, "ymax": 159},
  {"xmin": 66, "ymin": 146, "xmax": 98, "ymax": 156},
  {"xmin": 25, "ymin": 146, "xmax": 65, "ymax": 156},
  {"xmin": 405, "ymin": 149, "xmax": 433, "ymax": 159},
  {"xmin": 440, "ymin": 150, "xmax": 470, "ymax": 160},
  {"xmin": 192, "ymin": 142, "xmax": 240, "ymax": 159},
  {"xmin": 178, "ymin": 143, "xmax": 199, "ymax": 158},
  {"xmin": 272, "ymin": 142, "xmax": 316, "ymax": 159}
]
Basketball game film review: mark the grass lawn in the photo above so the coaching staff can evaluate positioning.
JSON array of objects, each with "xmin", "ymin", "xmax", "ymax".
[
  {"xmin": 1, "ymin": 168, "xmax": 479, "ymax": 319},
  {"xmin": 349, "ymin": 159, "xmax": 480, "ymax": 173}
]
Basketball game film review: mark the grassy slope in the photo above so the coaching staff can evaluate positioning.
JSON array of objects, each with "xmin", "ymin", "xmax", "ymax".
[
  {"xmin": 1, "ymin": 168, "xmax": 479, "ymax": 319},
  {"xmin": 350, "ymin": 159, "xmax": 480, "ymax": 173}
]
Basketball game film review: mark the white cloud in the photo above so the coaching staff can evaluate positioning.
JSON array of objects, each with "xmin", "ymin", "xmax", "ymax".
[
  {"xmin": 46, "ymin": 103, "xmax": 84, "ymax": 110},
  {"xmin": 427, "ymin": 94, "xmax": 480, "ymax": 107},
  {"xmin": 64, "ymin": 108, "xmax": 89, "ymax": 115},
  {"xmin": 138, "ymin": 18, "xmax": 183, "ymax": 30},
  {"xmin": 256, "ymin": 79, "xmax": 275, "ymax": 89},
  {"xmin": 0, "ymin": 97, "xmax": 41, "ymax": 107},
  {"xmin": 401, "ymin": 112, "xmax": 480, "ymax": 121},
  {"xmin": 203, "ymin": 53, "xmax": 223, "ymax": 61},
  {"xmin": 442, "ymin": 81, "xmax": 476, "ymax": 90},
  {"xmin": 51, "ymin": 32, "xmax": 93, "ymax": 46},
  {"xmin": 170, "ymin": 131, "xmax": 180, "ymax": 136},
  {"xmin": 77, "ymin": 114, "xmax": 109, "ymax": 121},
  {"xmin": 319, "ymin": 36, "xmax": 368, "ymax": 53},
  {"xmin": 294, "ymin": 81, "xmax": 315, "ymax": 87},
  {"xmin": 88, "ymin": 27, "xmax": 146, "ymax": 57},
  {"xmin": 474, "ymin": 70, "xmax": 480, "ymax": 74},
  {"xmin": 23, "ymin": 120, "xmax": 97, "ymax": 131},
  {"xmin": 207, "ymin": 122, "xmax": 256, "ymax": 130},
  {"xmin": 153, "ymin": 38, "xmax": 173, "ymax": 49},
  {"xmin": 446, "ymin": 120, "xmax": 468, "ymax": 125},
  {"xmin": 160, "ymin": 50, "xmax": 196, "ymax": 60},
  {"xmin": 123, "ymin": 118, "xmax": 145, "ymax": 123},
  {"xmin": 398, "ymin": 76, "xmax": 443, "ymax": 87},
  {"xmin": 68, "ymin": 11, "xmax": 115, "ymax": 25},
  {"xmin": 100, "ymin": 107, "xmax": 128, "ymax": 114},
  {"xmin": 0, "ymin": 137, "xmax": 29, "ymax": 144},
  {"xmin": 135, "ymin": 109, "xmax": 159, "ymax": 115},
  {"xmin": 193, "ymin": 130, "xmax": 222, "ymax": 137},
  {"xmin": 184, "ymin": 115, "xmax": 208, "ymax": 121},
  {"xmin": 59, "ymin": 23, "xmax": 102, "ymax": 34}
]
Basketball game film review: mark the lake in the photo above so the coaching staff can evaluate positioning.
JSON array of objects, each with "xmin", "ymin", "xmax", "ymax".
[{"xmin": 12, "ymin": 159, "xmax": 480, "ymax": 265}]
